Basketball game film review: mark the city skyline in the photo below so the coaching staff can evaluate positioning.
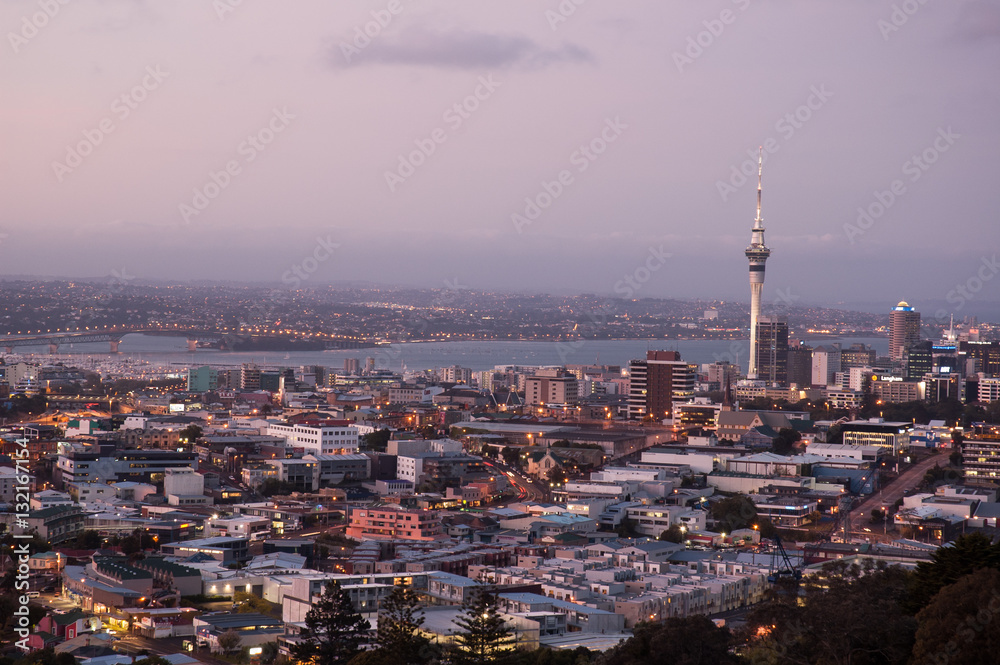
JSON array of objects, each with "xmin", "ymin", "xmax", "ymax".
[{"xmin": 2, "ymin": 1, "xmax": 998, "ymax": 309}]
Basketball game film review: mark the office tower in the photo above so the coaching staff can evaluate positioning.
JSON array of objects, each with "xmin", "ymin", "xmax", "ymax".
[
  {"xmin": 960, "ymin": 341, "xmax": 1000, "ymax": 376},
  {"xmin": 705, "ymin": 361, "xmax": 739, "ymax": 388},
  {"xmin": 787, "ymin": 343, "xmax": 814, "ymax": 388},
  {"xmin": 745, "ymin": 149, "xmax": 771, "ymax": 378},
  {"xmin": 840, "ymin": 343, "xmax": 877, "ymax": 369},
  {"xmin": 889, "ymin": 301, "xmax": 921, "ymax": 361},
  {"xmin": 187, "ymin": 366, "xmax": 218, "ymax": 392},
  {"xmin": 904, "ymin": 341, "xmax": 934, "ymax": 380},
  {"xmin": 811, "ymin": 345, "xmax": 842, "ymax": 387},
  {"xmin": 627, "ymin": 351, "xmax": 696, "ymax": 421},
  {"xmin": 755, "ymin": 316, "xmax": 788, "ymax": 386},
  {"xmin": 439, "ymin": 365, "xmax": 473, "ymax": 384},
  {"xmin": 344, "ymin": 358, "xmax": 361, "ymax": 374},
  {"xmin": 240, "ymin": 363, "xmax": 261, "ymax": 390}
]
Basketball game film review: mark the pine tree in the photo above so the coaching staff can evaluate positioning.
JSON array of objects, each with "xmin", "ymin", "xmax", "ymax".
[
  {"xmin": 450, "ymin": 586, "xmax": 515, "ymax": 665},
  {"xmin": 292, "ymin": 580, "xmax": 371, "ymax": 665},
  {"xmin": 374, "ymin": 584, "xmax": 434, "ymax": 665}
]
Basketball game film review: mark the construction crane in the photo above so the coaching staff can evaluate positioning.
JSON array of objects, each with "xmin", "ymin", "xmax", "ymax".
[{"xmin": 768, "ymin": 534, "xmax": 802, "ymax": 584}]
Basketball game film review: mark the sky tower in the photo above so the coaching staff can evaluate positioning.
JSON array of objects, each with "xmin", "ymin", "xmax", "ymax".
[{"xmin": 746, "ymin": 148, "xmax": 771, "ymax": 379}]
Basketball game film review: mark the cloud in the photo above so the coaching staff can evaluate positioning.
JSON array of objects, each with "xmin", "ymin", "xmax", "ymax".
[{"xmin": 334, "ymin": 26, "xmax": 594, "ymax": 69}]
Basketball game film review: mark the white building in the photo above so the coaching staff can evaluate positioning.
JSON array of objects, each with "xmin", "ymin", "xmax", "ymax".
[
  {"xmin": 979, "ymin": 377, "xmax": 1000, "ymax": 403},
  {"xmin": 164, "ymin": 468, "xmax": 210, "ymax": 506},
  {"xmin": 267, "ymin": 420, "xmax": 360, "ymax": 455},
  {"xmin": 0, "ymin": 467, "xmax": 35, "ymax": 502},
  {"xmin": 811, "ymin": 346, "xmax": 842, "ymax": 387}
]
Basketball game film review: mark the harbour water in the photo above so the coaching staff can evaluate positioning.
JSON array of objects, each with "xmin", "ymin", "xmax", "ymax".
[{"xmin": 8, "ymin": 334, "xmax": 889, "ymax": 373}]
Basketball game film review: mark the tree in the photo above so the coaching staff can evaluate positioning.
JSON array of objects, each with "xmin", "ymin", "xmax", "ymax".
[
  {"xmin": 133, "ymin": 658, "xmax": 171, "ymax": 665},
  {"xmin": 771, "ymin": 428, "xmax": 801, "ymax": 456},
  {"xmin": 292, "ymin": 580, "xmax": 371, "ymax": 665},
  {"xmin": 907, "ymin": 532, "xmax": 1000, "ymax": 613},
  {"xmin": 500, "ymin": 447, "xmax": 520, "ymax": 468},
  {"xmin": 597, "ymin": 616, "xmax": 738, "ymax": 665},
  {"xmin": 451, "ymin": 586, "xmax": 515, "ymax": 665},
  {"xmin": 372, "ymin": 584, "xmax": 434, "ymax": 665},
  {"xmin": 361, "ymin": 429, "xmax": 391, "ymax": 451},
  {"xmin": 710, "ymin": 495, "xmax": 759, "ymax": 533},
  {"xmin": 911, "ymin": 568, "xmax": 1000, "ymax": 665},
  {"xmin": 217, "ymin": 629, "xmax": 242, "ymax": 653},
  {"xmin": 616, "ymin": 517, "xmax": 640, "ymax": 539},
  {"xmin": 659, "ymin": 524, "xmax": 685, "ymax": 543},
  {"xmin": 120, "ymin": 528, "xmax": 158, "ymax": 555},
  {"xmin": 179, "ymin": 424, "xmax": 202, "ymax": 444},
  {"xmin": 259, "ymin": 478, "xmax": 296, "ymax": 496},
  {"xmin": 743, "ymin": 561, "xmax": 916, "ymax": 665},
  {"xmin": 233, "ymin": 590, "xmax": 274, "ymax": 615},
  {"xmin": 73, "ymin": 529, "xmax": 103, "ymax": 549},
  {"xmin": 826, "ymin": 424, "xmax": 844, "ymax": 444},
  {"xmin": 548, "ymin": 467, "xmax": 568, "ymax": 486}
]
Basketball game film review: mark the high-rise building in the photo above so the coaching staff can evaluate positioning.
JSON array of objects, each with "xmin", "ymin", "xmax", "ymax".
[
  {"xmin": 755, "ymin": 316, "xmax": 788, "ymax": 386},
  {"xmin": 841, "ymin": 343, "xmax": 876, "ymax": 369},
  {"xmin": 187, "ymin": 366, "xmax": 218, "ymax": 392},
  {"xmin": 960, "ymin": 341, "xmax": 1000, "ymax": 377},
  {"xmin": 439, "ymin": 365, "xmax": 473, "ymax": 384},
  {"xmin": 787, "ymin": 343, "xmax": 814, "ymax": 388},
  {"xmin": 904, "ymin": 341, "xmax": 934, "ymax": 380},
  {"xmin": 745, "ymin": 149, "xmax": 771, "ymax": 378},
  {"xmin": 524, "ymin": 368, "xmax": 579, "ymax": 407},
  {"xmin": 889, "ymin": 301, "xmax": 921, "ymax": 361},
  {"xmin": 240, "ymin": 363, "xmax": 261, "ymax": 390},
  {"xmin": 344, "ymin": 358, "xmax": 360, "ymax": 374},
  {"xmin": 811, "ymin": 345, "xmax": 842, "ymax": 387},
  {"xmin": 627, "ymin": 351, "xmax": 696, "ymax": 420}
]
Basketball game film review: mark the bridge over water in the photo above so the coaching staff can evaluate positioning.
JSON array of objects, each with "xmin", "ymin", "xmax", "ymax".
[{"xmin": 0, "ymin": 325, "xmax": 373, "ymax": 354}]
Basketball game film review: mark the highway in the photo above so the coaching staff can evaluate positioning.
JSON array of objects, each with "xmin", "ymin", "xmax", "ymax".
[{"xmin": 484, "ymin": 460, "xmax": 548, "ymax": 503}]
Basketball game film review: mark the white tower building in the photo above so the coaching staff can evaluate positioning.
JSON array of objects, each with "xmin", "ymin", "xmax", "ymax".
[{"xmin": 745, "ymin": 149, "xmax": 771, "ymax": 379}]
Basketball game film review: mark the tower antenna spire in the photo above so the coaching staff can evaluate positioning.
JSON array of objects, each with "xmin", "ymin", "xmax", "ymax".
[
  {"xmin": 755, "ymin": 146, "xmax": 763, "ymax": 228},
  {"xmin": 745, "ymin": 145, "xmax": 771, "ymax": 379}
]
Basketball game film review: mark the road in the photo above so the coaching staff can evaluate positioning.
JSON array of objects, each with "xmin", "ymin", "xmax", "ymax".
[
  {"xmin": 118, "ymin": 635, "xmax": 231, "ymax": 665},
  {"xmin": 485, "ymin": 461, "xmax": 547, "ymax": 503},
  {"xmin": 846, "ymin": 452, "xmax": 950, "ymax": 542}
]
